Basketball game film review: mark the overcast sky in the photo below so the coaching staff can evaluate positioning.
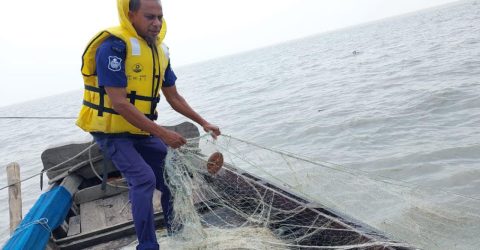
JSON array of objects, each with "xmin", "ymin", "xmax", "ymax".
[{"xmin": 0, "ymin": 0, "xmax": 459, "ymax": 107}]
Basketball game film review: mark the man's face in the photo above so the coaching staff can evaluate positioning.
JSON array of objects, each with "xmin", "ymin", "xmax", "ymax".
[{"xmin": 129, "ymin": 0, "xmax": 163, "ymax": 45}]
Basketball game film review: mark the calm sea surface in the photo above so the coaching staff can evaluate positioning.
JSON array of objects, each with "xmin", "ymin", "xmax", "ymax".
[{"xmin": 1, "ymin": 0, "xmax": 479, "ymax": 248}]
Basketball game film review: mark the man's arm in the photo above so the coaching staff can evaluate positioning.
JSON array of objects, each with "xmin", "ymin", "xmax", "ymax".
[
  {"xmin": 105, "ymin": 86, "xmax": 187, "ymax": 148},
  {"xmin": 162, "ymin": 85, "xmax": 221, "ymax": 138}
]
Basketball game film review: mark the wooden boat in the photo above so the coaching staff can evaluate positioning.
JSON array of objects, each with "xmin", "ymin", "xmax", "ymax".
[{"xmin": 4, "ymin": 122, "xmax": 414, "ymax": 249}]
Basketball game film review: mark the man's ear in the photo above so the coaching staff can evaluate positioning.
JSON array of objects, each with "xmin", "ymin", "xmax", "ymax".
[{"xmin": 128, "ymin": 11, "xmax": 134, "ymax": 21}]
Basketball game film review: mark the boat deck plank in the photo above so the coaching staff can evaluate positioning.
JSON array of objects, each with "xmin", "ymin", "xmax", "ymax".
[
  {"xmin": 78, "ymin": 189, "xmax": 163, "ymax": 235},
  {"xmin": 67, "ymin": 215, "xmax": 81, "ymax": 237},
  {"xmin": 103, "ymin": 191, "xmax": 132, "ymax": 227},
  {"xmin": 80, "ymin": 199, "xmax": 108, "ymax": 233}
]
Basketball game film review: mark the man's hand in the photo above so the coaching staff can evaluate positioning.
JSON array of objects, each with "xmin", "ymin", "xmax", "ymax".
[
  {"xmin": 160, "ymin": 130, "xmax": 187, "ymax": 149},
  {"xmin": 202, "ymin": 123, "xmax": 221, "ymax": 139}
]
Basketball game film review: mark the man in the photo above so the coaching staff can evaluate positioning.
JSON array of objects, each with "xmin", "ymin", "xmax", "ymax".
[{"xmin": 76, "ymin": 0, "xmax": 220, "ymax": 249}]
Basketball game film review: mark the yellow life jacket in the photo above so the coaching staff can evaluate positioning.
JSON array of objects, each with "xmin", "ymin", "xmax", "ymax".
[{"xmin": 76, "ymin": 22, "xmax": 169, "ymax": 135}]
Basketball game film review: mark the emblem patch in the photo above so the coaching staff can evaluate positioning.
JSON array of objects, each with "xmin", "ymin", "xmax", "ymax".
[
  {"xmin": 108, "ymin": 56, "xmax": 122, "ymax": 72},
  {"xmin": 132, "ymin": 63, "xmax": 143, "ymax": 73}
]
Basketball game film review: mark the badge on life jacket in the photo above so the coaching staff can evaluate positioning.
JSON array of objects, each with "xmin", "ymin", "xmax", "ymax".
[{"xmin": 108, "ymin": 56, "xmax": 122, "ymax": 72}]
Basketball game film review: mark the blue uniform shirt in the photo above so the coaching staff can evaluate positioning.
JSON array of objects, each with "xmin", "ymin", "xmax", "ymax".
[{"xmin": 95, "ymin": 36, "xmax": 177, "ymax": 88}]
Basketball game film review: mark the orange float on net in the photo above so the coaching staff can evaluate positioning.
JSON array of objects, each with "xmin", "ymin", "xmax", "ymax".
[{"xmin": 207, "ymin": 152, "xmax": 224, "ymax": 174}]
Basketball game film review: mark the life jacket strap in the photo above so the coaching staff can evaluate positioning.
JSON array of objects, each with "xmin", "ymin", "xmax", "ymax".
[
  {"xmin": 129, "ymin": 91, "xmax": 136, "ymax": 104},
  {"xmin": 84, "ymin": 85, "xmax": 159, "ymax": 102},
  {"xmin": 98, "ymin": 87, "xmax": 106, "ymax": 117},
  {"xmin": 82, "ymin": 100, "xmax": 158, "ymax": 121},
  {"xmin": 83, "ymin": 85, "xmax": 159, "ymax": 120},
  {"xmin": 82, "ymin": 100, "xmax": 118, "ymax": 115}
]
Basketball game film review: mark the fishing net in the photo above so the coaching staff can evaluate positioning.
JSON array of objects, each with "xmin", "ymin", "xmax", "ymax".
[
  {"xmin": 154, "ymin": 135, "xmax": 414, "ymax": 249},
  {"xmin": 122, "ymin": 134, "xmax": 480, "ymax": 249}
]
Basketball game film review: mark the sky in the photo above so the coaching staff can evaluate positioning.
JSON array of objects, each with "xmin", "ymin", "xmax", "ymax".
[{"xmin": 0, "ymin": 0, "xmax": 459, "ymax": 107}]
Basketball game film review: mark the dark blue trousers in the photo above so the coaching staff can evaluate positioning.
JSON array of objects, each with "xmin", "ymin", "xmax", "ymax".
[{"xmin": 93, "ymin": 135, "xmax": 173, "ymax": 250}]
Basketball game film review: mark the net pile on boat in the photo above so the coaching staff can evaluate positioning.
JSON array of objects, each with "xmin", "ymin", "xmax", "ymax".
[
  {"xmin": 152, "ymin": 135, "xmax": 412, "ymax": 249},
  {"xmin": 124, "ymin": 134, "xmax": 480, "ymax": 249}
]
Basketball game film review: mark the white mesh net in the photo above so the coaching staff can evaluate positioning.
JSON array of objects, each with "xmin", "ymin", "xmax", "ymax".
[
  {"xmin": 123, "ymin": 134, "xmax": 480, "ymax": 249},
  {"xmin": 154, "ymin": 135, "xmax": 415, "ymax": 249}
]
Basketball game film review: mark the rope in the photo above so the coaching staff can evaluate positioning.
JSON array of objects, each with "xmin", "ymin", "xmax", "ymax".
[
  {"xmin": 0, "ymin": 133, "xmax": 209, "ymax": 191},
  {"xmin": 87, "ymin": 142, "xmax": 129, "ymax": 190},
  {"xmin": 0, "ymin": 143, "xmax": 97, "ymax": 191},
  {"xmin": 10, "ymin": 218, "xmax": 52, "ymax": 238},
  {"xmin": 0, "ymin": 171, "xmax": 44, "ymax": 191}
]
